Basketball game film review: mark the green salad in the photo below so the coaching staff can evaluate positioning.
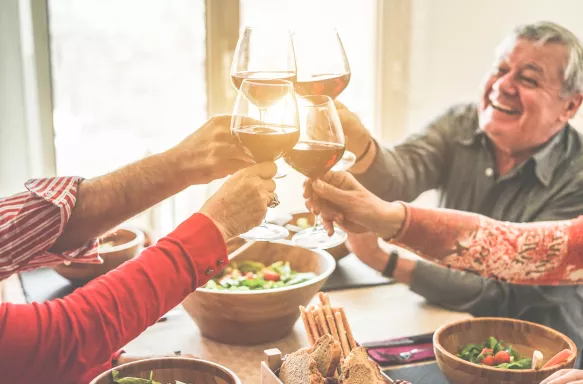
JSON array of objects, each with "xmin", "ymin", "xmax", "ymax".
[
  {"xmin": 203, "ymin": 260, "xmax": 316, "ymax": 291},
  {"xmin": 457, "ymin": 336, "xmax": 532, "ymax": 369},
  {"xmin": 111, "ymin": 370, "xmax": 187, "ymax": 384}
]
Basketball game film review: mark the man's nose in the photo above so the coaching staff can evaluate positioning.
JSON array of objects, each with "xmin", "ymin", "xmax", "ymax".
[{"xmin": 492, "ymin": 72, "xmax": 518, "ymax": 97}]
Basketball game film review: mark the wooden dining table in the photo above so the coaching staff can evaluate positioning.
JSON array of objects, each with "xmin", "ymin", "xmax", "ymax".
[
  {"xmin": 1, "ymin": 263, "xmax": 472, "ymax": 384},
  {"xmin": 121, "ymin": 282, "xmax": 472, "ymax": 383}
]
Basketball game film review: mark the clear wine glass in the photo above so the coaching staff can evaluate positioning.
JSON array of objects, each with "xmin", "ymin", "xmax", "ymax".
[
  {"xmin": 231, "ymin": 78, "xmax": 300, "ymax": 241},
  {"xmin": 290, "ymin": 26, "xmax": 353, "ymax": 245},
  {"xmin": 231, "ymin": 26, "xmax": 297, "ymax": 177},
  {"xmin": 283, "ymin": 95, "xmax": 346, "ymax": 249}
]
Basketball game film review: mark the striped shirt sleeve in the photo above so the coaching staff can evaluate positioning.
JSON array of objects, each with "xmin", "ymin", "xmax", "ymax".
[{"xmin": 0, "ymin": 177, "xmax": 99, "ymax": 281}]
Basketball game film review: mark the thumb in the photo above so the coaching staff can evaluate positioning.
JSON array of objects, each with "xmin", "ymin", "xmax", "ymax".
[{"xmin": 312, "ymin": 179, "xmax": 351, "ymax": 205}]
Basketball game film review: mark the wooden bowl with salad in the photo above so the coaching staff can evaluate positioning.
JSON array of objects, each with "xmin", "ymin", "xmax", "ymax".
[
  {"xmin": 54, "ymin": 227, "xmax": 145, "ymax": 284},
  {"xmin": 433, "ymin": 317, "xmax": 577, "ymax": 384},
  {"xmin": 90, "ymin": 356, "xmax": 241, "ymax": 384},
  {"xmin": 181, "ymin": 240, "xmax": 336, "ymax": 345}
]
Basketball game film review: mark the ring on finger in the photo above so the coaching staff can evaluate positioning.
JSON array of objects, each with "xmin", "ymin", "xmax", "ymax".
[{"xmin": 268, "ymin": 193, "xmax": 280, "ymax": 208}]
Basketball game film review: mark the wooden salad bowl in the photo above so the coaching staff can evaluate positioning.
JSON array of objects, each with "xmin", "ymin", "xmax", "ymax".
[
  {"xmin": 434, "ymin": 317, "xmax": 577, "ymax": 384},
  {"xmin": 90, "ymin": 357, "xmax": 241, "ymax": 384},
  {"xmin": 182, "ymin": 240, "xmax": 336, "ymax": 345},
  {"xmin": 54, "ymin": 227, "xmax": 145, "ymax": 284}
]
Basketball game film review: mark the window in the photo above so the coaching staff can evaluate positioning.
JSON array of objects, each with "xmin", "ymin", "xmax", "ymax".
[{"xmin": 48, "ymin": 0, "xmax": 208, "ymax": 236}]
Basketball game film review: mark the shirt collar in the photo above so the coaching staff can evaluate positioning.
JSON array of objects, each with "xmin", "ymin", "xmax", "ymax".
[{"xmin": 456, "ymin": 124, "xmax": 572, "ymax": 187}]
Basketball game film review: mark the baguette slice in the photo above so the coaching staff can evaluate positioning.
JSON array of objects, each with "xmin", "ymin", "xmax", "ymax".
[
  {"xmin": 309, "ymin": 334, "xmax": 343, "ymax": 377},
  {"xmin": 280, "ymin": 349, "xmax": 326, "ymax": 384},
  {"xmin": 340, "ymin": 347, "xmax": 387, "ymax": 384}
]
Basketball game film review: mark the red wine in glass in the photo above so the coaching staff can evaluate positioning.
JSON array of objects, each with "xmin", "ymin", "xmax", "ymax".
[
  {"xmin": 283, "ymin": 140, "xmax": 345, "ymax": 178},
  {"xmin": 294, "ymin": 73, "xmax": 351, "ymax": 100},
  {"xmin": 233, "ymin": 124, "xmax": 300, "ymax": 163}
]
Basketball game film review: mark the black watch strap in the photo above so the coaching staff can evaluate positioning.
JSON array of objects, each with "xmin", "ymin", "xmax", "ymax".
[{"xmin": 381, "ymin": 251, "xmax": 399, "ymax": 278}]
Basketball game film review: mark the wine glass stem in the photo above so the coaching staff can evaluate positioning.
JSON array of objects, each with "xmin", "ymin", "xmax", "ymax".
[{"xmin": 313, "ymin": 214, "xmax": 324, "ymax": 231}]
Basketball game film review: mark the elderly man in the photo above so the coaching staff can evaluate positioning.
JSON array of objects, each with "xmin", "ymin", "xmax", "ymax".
[{"xmin": 339, "ymin": 21, "xmax": 583, "ymax": 348}]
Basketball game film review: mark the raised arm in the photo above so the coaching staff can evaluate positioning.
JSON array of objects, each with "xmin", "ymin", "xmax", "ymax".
[
  {"xmin": 0, "ymin": 163, "xmax": 276, "ymax": 384},
  {"xmin": 306, "ymin": 171, "xmax": 583, "ymax": 286},
  {"xmin": 391, "ymin": 203, "xmax": 581, "ymax": 285}
]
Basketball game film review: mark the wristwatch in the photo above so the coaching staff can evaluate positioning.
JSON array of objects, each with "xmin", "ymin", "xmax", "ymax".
[{"xmin": 381, "ymin": 251, "xmax": 399, "ymax": 278}]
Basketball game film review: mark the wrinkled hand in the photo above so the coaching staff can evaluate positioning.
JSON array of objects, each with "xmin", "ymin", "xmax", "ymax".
[
  {"xmin": 304, "ymin": 171, "xmax": 404, "ymax": 239},
  {"xmin": 541, "ymin": 369, "xmax": 583, "ymax": 384},
  {"xmin": 201, "ymin": 162, "xmax": 277, "ymax": 241},
  {"xmin": 167, "ymin": 115, "xmax": 255, "ymax": 185},
  {"xmin": 334, "ymin": 101, "xmax": 372, "ymax": 157}
]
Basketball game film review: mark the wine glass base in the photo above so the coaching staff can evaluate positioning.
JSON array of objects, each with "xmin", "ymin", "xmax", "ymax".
[
  {"xmin": 240, "ymin": 223, "xmax": 289, "ymax": 241},
  {"xmin": 331, "ymin": 150, "xmax": 356, "ymax": 172},
  {"xmin": 291, "ymin": 226, "xmax": 347, "ymax": 249}
]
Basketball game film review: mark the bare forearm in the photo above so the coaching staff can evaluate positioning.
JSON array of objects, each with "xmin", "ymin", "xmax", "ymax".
[{"xmin": 51, "ymin": 150, "xmax": 188, "ymax": 252}]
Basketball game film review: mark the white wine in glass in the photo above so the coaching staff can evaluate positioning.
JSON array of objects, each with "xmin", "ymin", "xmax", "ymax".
[{"xmin": 231, "ymin": 79, "xmax": 300, "ymax": 241}]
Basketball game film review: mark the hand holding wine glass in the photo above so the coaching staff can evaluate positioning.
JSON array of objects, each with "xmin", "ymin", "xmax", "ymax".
[{"xmin": 231, "ymin": 79, "xmax": 300, "ymax": 241}]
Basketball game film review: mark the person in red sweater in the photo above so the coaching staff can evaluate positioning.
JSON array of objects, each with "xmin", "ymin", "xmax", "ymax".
[{"xmin": 0, "ymin": 115, "xmax": 278, "ymax": 384}]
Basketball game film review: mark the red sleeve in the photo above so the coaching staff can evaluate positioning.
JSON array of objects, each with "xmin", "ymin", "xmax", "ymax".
[
  {"xmin": 0, "ymin": 212, "xmax": 227, "ymax": 384},
  {"xmin": 392, "ymin": 202, "xmax": 583, "ymax": 285},
  {"xmin": 0, "ymin": 177, "xmax": 100, "ymax": 281}
]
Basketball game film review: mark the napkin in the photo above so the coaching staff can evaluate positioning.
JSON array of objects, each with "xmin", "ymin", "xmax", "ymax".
[{"xmin": 363, "ymin": 332, "xmax": 436, "ymax": 366}]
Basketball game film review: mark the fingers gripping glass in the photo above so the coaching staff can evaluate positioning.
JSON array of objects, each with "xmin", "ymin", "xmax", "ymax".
[{"xmin": 231, "ymin": 79, "xmax": 300, "ymax": 241}]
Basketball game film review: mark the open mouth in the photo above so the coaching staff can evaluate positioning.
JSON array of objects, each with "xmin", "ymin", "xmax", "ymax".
[{"xmin": 490, "ymin": 100, "xmax": 521, "ymax": 115}]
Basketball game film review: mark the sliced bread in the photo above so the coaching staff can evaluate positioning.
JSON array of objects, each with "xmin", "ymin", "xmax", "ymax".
[
  {"xmin": 309, "ymin": 334, "xmax": 343, "ymax": 377},
  {"xmin": 279, "ymin": 349, "xmax": 326, "ymax": 384}
]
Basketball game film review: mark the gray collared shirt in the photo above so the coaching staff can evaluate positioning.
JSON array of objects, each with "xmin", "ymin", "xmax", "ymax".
[{"xmin": 356, "ymin": 103, "xmax": 583, "ymax": 348}]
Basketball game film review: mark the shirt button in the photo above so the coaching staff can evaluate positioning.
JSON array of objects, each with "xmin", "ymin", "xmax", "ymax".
[
  {"xmin": 205, "ymin": 267, "xmax": 214, "ymax": 275},
  {"xmin": 216, "ymin": 259, "xmax": 224, "ymax": 267},
  {"xmin": 485, "ymin": 168, "xmax": 494, "ymax": 177}
]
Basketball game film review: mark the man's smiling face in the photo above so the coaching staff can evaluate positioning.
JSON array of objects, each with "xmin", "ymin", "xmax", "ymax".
[{"xmin": 479, "ymin": 38, "xmax": 580, "ymax": 154}]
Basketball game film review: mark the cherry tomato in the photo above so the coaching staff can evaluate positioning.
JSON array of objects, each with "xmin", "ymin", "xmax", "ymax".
[
  {"xmin": 493, "ymin": 350, "xmax": 511, "ymax": 365},
  {"xmin": 263, "ymin": 269, "xmax": 280, "ymax": 281}
]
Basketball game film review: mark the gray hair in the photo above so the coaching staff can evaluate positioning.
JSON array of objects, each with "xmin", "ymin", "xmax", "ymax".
[{"xmin": 507, "ymin": 21, "xmax": 583, "ymax": 95}]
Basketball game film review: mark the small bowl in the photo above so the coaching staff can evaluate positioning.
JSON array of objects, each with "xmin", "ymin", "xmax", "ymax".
[
  {"xmin": 54, "ymin": 227, "xmax": 145, "ymax": 284},
  {"xmin": 287, "ymin": 212, "xmax": 350, "ymax": 261},
  {"xmin": 90, "ymin": 357, "xmax": 241, "ymax": 384},
  {"xmin": 182, "ymin": 240, "xmax": 336, "ymax": 345},
  {"xmin": 434, "ymin": 317, "xmax": 577, "ymax": 384}
]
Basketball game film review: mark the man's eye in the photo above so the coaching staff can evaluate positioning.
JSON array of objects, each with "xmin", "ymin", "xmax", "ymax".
[{"xmin": 521, "ymin": 77, "xmax": 538, "ymax": 86}]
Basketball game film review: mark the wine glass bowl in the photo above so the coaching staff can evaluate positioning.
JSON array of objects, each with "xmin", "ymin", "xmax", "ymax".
[
  {"xmin": 283, "ymin": 95, "xmax": 347, "ymax": 249},
  {"xmin": 231, "ymin": 79, "xmax": 300, "ymax": 241},
  {"xmin": 230, "ymin": 26, "xmax": 296, "ymax": 94},
  {"xmin": 291, "ymin": 27, "xmax": 351, "ymax": 99}
]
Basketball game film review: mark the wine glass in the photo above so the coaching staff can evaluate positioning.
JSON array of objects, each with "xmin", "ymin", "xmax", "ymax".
[
  {"xmin": 290, "ymin": 27, "xmax": 353, "ymax": 245},
  {"xmin": 283, "ymin": 95, "xmax": 346, "ymax": 249},
  {"xmin": 231, "ymin": 26, "xmax": 297, "ymax": 177},
  {"xmin": 231, "ymin": 79, "xmax": 300, "ymax": 241}
]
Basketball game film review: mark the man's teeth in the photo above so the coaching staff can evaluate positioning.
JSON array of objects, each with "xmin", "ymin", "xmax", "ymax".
[{"xmin": 491, "ymin": 100, "xmax": 519, "ymax": 114}]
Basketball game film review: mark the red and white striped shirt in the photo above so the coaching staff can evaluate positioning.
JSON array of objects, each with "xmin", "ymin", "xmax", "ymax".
[{"xmin": 0, "ymin": 177, "xmax": 100, "ymax": 281}]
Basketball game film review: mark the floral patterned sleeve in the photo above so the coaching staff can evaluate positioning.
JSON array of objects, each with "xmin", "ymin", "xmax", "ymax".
[{"xmin": 391, "ymin": 203, "xmax": 583, "ymax": 285}]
